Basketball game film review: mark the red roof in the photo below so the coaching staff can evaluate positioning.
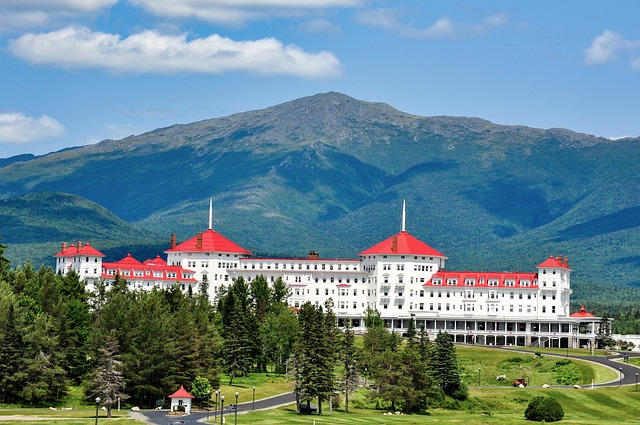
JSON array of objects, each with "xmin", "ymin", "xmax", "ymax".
[
  {"xmin": 425, "ymin": 270, "xmax": 538, "ymax": 288},
  {"xmin": 359, "ymin": 231, "xmax": 446, "ymax": 257},
  {"xmin": 166, "ymin": 229, "xmax": 250, "ymax": 255},
  {"xmin": 168, "ymin": 385, "xmax": 194, "ymax": 399},
  {"xmin": 116, "ymin": 254, "xmax": 142, "ymax": 266},
  {"xmin": 570, "ymin": 306, "xmax": 597, "ymax": 318},
  {"xmin": 54, "ymin": 242, "xmax": 105, "ymax": 258},
  {"xmin": 537, "ymin": 255, "xmax": 572, "ymax": 270},
  {"xmin": 144, "ymin": 255, "xmax": 167, "ymax": 266},
  {"xmin": 101, "ymin": 254, "xmax": 197, "ymax": 283}
]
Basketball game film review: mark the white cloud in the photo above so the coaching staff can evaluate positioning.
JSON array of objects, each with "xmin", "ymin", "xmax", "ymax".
[
  {"xmin": 9, "ymin": 26, "xmax": 342, "ymax": 79},
  {"xmin": 299, "ymin": 19, "xmax": 342, "ymax": 35},
  {"xmin": 128, "ymin": 0, "xmax": 362, "ymax": 25},
  {"xmin": 357, "ymin": 8, "xmax": 507, "ymax": 39},
  {"xmin": 0, "ymin": 0, "xmax": 116, "ymax": 31},
  {"xmin": 584, "ymin": 30, "xmax": 640, "ymax": 69},
  {"xmin": 0, "ymin": 113, "xmax": 65, "ymax": 144}
]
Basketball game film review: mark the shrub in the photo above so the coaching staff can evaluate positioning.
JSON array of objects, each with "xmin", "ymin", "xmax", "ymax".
[{"xmin": 525, "ymin": 396, "xmax": 564, "ymax": 422}]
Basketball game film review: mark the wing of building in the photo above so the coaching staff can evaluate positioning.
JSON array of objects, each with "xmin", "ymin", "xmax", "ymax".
[{"xmin": 54, "ymin": 200, "xmax": 600, "ymax": 350}]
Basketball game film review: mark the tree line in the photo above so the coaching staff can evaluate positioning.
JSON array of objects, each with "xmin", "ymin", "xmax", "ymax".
[{"xmin": 0, "ymin": 239, "xmax": 465, "ymax": 414}]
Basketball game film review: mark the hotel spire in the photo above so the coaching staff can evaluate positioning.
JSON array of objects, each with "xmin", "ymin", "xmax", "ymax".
[
  {"xmin": 401, "ymin": 199, "xmax": 406, "ymax": 232},
  {"xmin": 208, "ymin": 198, "xmax": 213, "ymax": 230}
]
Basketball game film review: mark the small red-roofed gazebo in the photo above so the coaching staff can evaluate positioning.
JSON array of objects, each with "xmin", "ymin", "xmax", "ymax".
[
  {"xmin": 169, "ymin": 385, "xmax": 195, "ymax": 413},
  {"xmin": 570, "ymin": 306, "xmax": 602, "ymax": 353}
]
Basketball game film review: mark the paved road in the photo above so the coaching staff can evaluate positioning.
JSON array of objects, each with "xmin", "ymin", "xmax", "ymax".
[
  {"xmin": 134, "ymin": 392, "xmax": 296, "ymax": 425},
  {"xmin": 494, "ymin": 346, "xmax": 640, "ymax": 388}
]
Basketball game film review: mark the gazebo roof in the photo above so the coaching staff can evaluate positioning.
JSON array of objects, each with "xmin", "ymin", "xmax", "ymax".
[{"xmin": 168, "ymin": 385, "xmax": 194, "ymax": 399}]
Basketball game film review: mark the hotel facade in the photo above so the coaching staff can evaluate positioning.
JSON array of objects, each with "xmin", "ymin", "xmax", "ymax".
[{"xmin": 55, "ymin": 201, "xmax": 601, "ymax": 349}]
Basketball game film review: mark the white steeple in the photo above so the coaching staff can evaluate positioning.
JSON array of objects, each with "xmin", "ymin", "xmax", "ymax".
[
  {"xmin": 208, "ymin": 198, "xmax": 213, "ymax": 230},
  {"xmin": 401, "ymin": 199, "xmax": 406, "ymax": 232}
]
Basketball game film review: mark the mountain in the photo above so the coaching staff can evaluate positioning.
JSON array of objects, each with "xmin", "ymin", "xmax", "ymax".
[
  {"xmin": 0, "ymin": 92, "xmax": 639, "ymax": 304},
  {"xmin": 0, "ymin": 192, "xmax": 165, "ymax": 267}
]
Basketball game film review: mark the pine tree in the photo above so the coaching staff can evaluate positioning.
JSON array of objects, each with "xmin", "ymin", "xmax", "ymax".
[
  {"xmin": 0, "ymin": 298, "xmax": 23, "ymax": 403},
  {"xmin": 318, "ymin": 299, "xmax": 338, "ymax": 414},
  {"xmin": 295, "ymin": 302, "xmax": 325, "ymax": 413},
  {"xmin": 430, "ymin": 331, "xmax": 466, "ymax": 399},
  {"xmin": 341, "ymin": 318, "xmax": 357, "ymax": 413},
  {"xmin": 0, "ymin": 235, "xmax": 9, "ymax": 275},
  {"xmin": 219, "ymin": 278, "xmax": 254, "ymax": 384},
  {"xmin": 270, "ymin": 277, "xmax": 290, "ymax": 308},
  {"xmin": 89, "ymin": 331, "xmax": 127, "ymax": 418}
]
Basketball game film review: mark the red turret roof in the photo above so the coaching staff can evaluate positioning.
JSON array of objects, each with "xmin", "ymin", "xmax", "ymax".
[
  {"xmin": 537, "ymin": 255, "xmax": 571, "ymax": 270},
  {"xmin": 166, "ymin": 229, "xmax": 250, "ymax": 255},
  {"xmin": 116, "ymin": 254, "xmax": 142, "ymax": 265},
  {"xmin": 168, "ymin": 385, "xmax": 194, "ymax": 399},
  {"xmin": 359, "ymin": 231, "xmax": 446, "ymax": 257},
  {"xmin": 54, "ymin": 242, "xmax": 105, "ymax": 258},
  {"xmin": 570, "ymin": 306, "xmax": 596, "ymax": 318},
  {"xmin": 144, "ymin": 255, "xmax": 167, "ymax": 266}
]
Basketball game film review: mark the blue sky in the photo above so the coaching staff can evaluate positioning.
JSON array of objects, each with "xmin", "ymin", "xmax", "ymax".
[{"xmin": 1, "ymin": 1, "xmax": 639, "ymax": 158}]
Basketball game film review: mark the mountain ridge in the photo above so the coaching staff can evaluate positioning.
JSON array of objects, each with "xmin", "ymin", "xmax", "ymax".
[{"xmin": 0, "ymin": 92, "xmax": 638, "ymax": 303}]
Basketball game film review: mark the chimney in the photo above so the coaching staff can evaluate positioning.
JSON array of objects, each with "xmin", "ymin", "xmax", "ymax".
[
  {"xmin": 77, "ymin": 241, "xmax": 81, "ymax": 252},
  {"xmin": 171, "ymin": 234, "xmax": 177, "ymax": 249},
  {"xmin": 307, "ymin": 251, "xmax": 319, "ymax": 260},
  {"xmin": 392, "ymin": 235, "xmax": 398, "ymax": 252},
  {"xmin": 556, "ymin": 255, "xmax": 562, "ymax": 263},
  {"xmin": 196, "ymin": 232, "xmax": 203, "ymax": 249},
  {"xmin": 61, "ymin": 242, "xmax": 67, "ymax": 252},
  {"xmin": 564, "ymin": 256, "xmax": 569, "ymax": 267}
]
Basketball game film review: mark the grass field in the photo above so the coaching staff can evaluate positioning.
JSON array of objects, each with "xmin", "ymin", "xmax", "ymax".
[
  {"xmin": 457, "ymin": 346, "xmax": 619, "ymax": 386},
  {"xmin": 0, "ymin": 346, "xmax": 636, "ymax": 424}
]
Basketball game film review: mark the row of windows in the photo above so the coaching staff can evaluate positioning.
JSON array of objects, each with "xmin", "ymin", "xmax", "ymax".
[
  {"xmin": 432, "ymin": 278, "xmax": 534, "ymax": 287},
  {"xmin": 381, "ymin": 301, "xmax": 557, "ymax": 314},
  {"xmin": 243, "ymin": 262, "xmax": 358, "ymax": 271}
]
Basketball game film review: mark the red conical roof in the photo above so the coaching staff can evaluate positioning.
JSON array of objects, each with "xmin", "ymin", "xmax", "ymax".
[
  {"xmin": 537, "ymin": 255, "xmax": 571, "ymax": 270},
  {"xmin": 570, "ymin": 305, "xmax": 596, "ymax": 318},
  {"xmin": 359, "ymin": 231, "xmax": 446, "ymax": 257},
  {"xmin": 168, "ymin": 385, "xmax": 194, "ymax": 399},
  {"xmin": 166, "ymin": 229, "xmax": 250, "ymax": 255}
]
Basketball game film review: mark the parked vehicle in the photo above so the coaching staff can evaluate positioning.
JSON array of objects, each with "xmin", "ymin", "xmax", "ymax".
[{"xmin": 513, "ymin": 377, "xmax": 527, "ymax": 387}]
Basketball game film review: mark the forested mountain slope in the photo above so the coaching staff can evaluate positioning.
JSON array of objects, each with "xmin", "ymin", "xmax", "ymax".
[{"xmin": 0, "ymin": 92, "xmax": 639, "ymax": 309}]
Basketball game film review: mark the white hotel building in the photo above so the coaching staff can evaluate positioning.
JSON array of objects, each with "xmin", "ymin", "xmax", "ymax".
[{"xmin": 55, "ymin": 202, "xmax": 601, "ymax": 349}]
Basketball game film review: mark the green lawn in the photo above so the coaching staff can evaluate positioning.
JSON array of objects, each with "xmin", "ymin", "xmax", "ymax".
[
  {"xmin": 457, "ymin": 346, "xmax": 619, "ymax": 387},
  {"xmin": 211, "ymin": 373, "xmax": 292, "ymax": 409},
  {"xmin": 0, "ymin": 346, "xmax": 631, "ymax": 424},
  {"xmin": 227, "ymin": 385, "xmax": 640, "ymax": 424}
]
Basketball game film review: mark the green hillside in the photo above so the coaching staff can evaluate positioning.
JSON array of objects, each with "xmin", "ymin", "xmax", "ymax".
[
  {"xmin": 0, "ymin": 192, "xmax": 165, "ymax": 267},
  {"xmin": 0, "ymin": 92, "xmax": 639, "ymax": 312}
]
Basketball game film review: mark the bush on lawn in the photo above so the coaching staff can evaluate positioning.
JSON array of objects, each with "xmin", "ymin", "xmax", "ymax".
[{"xmin": 525, "ymin": 395, "xmax": 564, "ymax": 422}]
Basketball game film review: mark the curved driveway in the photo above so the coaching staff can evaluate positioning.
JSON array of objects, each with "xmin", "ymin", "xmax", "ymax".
[{"xmin": 134, "ymin": 392, "xmax": 296, "ymax": 425}]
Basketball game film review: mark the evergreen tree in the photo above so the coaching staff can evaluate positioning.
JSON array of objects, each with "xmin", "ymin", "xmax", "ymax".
[
  {"xmin": 294, "ymin": 302, "xmax": 325, "ymax": 413},
  {"xmin": 122, "ymin": 290, "xmax": 174, "ymax": 408},
  {"xmin": 406, "ymin": 316, "xmax": 417, "ymax": 347},
  {"xmin": 318, "ymin": 299, "xmax": 338, "ymax": 414},
  {"xmin": 430, "ymin": 331, "xmax": 466, "ymax": 400},
  {"xmin": 20, "ymin": 312, "xmax": 69, "ymax": 403},
  {"xmin": 0, "ymin": 292, "xmax": 23, "ymax": 403},
  {"xmin": 251, "ymin": 275, "xmax": 270, "ymax": 322},
  {"xmin": 341, "ymin": 318, "xmax": 357, "ymax": 413},
  {"xmin": 362, "ymin": 309, "xmax": 390, "ymax": 354},
  {"xmin": 219, "ymin": 278, "xmax": 254, "ymax": 384},
  {"xmin": 250, "ymin": 275, "xmax": 271, "ymax": 372},
  {"xmin": 0, "ymin": 235, "xmax": 9, "ymax": 275},
  {"xmin": 89, "ymin": 331, "xmax": 127, "ymax": 418},
  {"xmin": 270, "ymin": 277, "xmax": 290, "ymax": 308}
]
